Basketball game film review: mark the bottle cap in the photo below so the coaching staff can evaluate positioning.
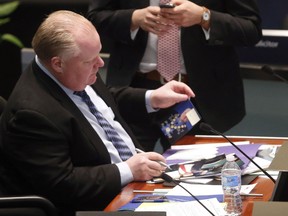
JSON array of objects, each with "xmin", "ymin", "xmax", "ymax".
[{"xmin": 226, "ymin": 154, "xmax": 236, "ymax": 162}]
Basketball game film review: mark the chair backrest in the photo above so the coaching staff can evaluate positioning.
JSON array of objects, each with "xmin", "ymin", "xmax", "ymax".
[
  {"xmin": 0, "ymin": 96, "xmax": 7, "ymax": 117},
  {"xmin": 21, "ymin": 48, "xmax": 35, "ymax": 73},
  {"xmin": 0, "ymin": 195, "xmax": 58, "ymax": 216},
  {"xmin": 0, "ymin": 96, "xmax": 7, "ymax": 195}
]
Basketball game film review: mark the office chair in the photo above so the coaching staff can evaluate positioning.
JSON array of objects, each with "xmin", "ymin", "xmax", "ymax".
[
  {"xmin": 21, "ymin": 48, "xmax": 35, "ymax": 73},
  {"xmin": 0, "ymin": 96, "xmax": 6, "ymax": 116},
  {"xmin": 0, "ymin": 195, "xmax": 58, "ymax": 216}
]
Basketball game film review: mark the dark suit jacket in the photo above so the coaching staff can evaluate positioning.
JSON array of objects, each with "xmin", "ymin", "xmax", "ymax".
[
  {"xmin": 0, "ymin": 60, "xmax": 147, "ymax": 214},
  {"xmin": 87, "ymin": 0, "xmax": 262, "ymax": 132}
]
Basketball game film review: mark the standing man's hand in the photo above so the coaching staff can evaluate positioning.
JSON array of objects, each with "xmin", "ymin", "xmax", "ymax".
[
  {"xmin": 160, "ymin": 0, "xmax": 204, "ymax": 27},
  {"xmin": 131, "ymin": 6, "xmax": 175, "ymax": 35}
]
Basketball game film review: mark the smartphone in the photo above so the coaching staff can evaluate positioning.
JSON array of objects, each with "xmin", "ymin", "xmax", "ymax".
[
  {"xmin": 159, "ymin": 3, "xmax": 175, "ymax": 8},
  {"xmin": 131, "ymin": 195, "xmax": 169, "ymax": 203}
]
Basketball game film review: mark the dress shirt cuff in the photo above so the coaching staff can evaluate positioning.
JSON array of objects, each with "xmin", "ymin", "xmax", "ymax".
[
  {"xmin": 130, "ymin": 28, "xmax": 139, "ymax": 40},
  {"xmin": 202, "ymin": 27, "xmax": 210, "ymax": 40},
  {"xmin": 116, "ymin": 162, "xmax": 134, "ymax": 187},
  {"xmin": 145, "ymin": 90, "xmax": 158, "ymax": 113}
]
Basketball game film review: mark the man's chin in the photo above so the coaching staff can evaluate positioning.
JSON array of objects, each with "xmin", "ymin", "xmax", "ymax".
[{"xmin": 89, "ymin": 76, "xmax": 97, "ymax": 85}]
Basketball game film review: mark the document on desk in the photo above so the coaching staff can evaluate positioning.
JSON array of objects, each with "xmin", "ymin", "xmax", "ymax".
[
  {"xmin": 135, "ymin": 198, "xmax": 226, "ymax": 216},
  {"xmin": 164, "ymin": 153, "xmax": 244, "ymax": 180},
  {"xmin": 166, "ymin": 182, "xmax": 257, "ymax": 197},
  {"xmin": 241, "ymin": 144, "xmax": 280, "ymax": 175},
  {"xmin": 170, "ymin": 141, "xmax": 251, "ymax": 150},
  {"xmin": 163, "ymin": 143, "xmax": 262, "ymax": 171}
]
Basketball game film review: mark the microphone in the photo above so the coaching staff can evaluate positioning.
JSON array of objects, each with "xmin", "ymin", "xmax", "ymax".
[
  {"xmin": 199, "ymin": 122, "xmax": 276, "ymax": 183},
  {"xmin": 261, "ymin": 65, "xmax": 288, "ymax": 84},
  {"xmin": 160, "ymin": 173, "xmax": 215, "ymax": 216}
]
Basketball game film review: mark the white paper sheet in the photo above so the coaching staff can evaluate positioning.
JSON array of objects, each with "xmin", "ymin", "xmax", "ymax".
[
  {"xmin": 135, "ymin": 198, "xmax": 226, "ymax": 216},
  {"xmin": 170, "ymin": 141, "xmax": 250, "ymax": 150},
  {"xmin": 166, "ymin": 182, "xmax": 257, "ymax": 196}
]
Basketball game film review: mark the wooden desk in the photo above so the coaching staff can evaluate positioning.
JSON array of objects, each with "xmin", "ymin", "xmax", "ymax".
[{"xmin": 105, "ymin": 135, "xmax": 288, "ymax": 215}]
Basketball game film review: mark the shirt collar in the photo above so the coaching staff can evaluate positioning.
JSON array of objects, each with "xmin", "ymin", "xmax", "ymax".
[{"xmin": 35, "ymin": 55, "xmax": 75, "ymax": 96}]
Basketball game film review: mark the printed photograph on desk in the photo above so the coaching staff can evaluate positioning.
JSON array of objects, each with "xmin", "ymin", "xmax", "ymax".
[
  {"xmin": 168, "ymin": 153, "xmax": 244, "ymax": 179},
  {"xmin": 156, "ymin": 100, "xmax": 201, "ymax": 144}
]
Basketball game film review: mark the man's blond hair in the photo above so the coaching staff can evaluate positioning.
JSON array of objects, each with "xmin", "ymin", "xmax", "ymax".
[{"xmin": 32, "ymin": 10, "xmax": 96, "ymax": 62}]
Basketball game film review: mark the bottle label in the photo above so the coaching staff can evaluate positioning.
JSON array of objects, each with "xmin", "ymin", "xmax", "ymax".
[{"xmin": 223, "ymin": 175, "xmax": 240, "ymax": 187}]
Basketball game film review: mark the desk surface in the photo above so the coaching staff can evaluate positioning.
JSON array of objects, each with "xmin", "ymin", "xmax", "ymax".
[{"xmin": 105, "ymin": 135, "xmax": 286, "ymax": 215}]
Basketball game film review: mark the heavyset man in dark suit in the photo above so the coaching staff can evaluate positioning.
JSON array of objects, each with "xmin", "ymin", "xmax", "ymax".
[
  {"xmin": 0, "ymin": 10, "xmax": 195, "ymax": 216},
  {"xmin": 87, "ymin": 0, "xmax": 262, "ymax": 151}
]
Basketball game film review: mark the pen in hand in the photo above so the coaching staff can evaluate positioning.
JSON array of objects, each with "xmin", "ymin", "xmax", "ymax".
[{"xmin": 135, "ymin": 148, "xmax": 173, "ymax": 171}]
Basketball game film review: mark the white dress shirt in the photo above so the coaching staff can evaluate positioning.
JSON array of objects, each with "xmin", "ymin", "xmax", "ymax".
[
  {"xmin": 35, "ymin": 56, "xmax": 157, "ymax": 186},
  {"xmin": 133, "ymin": 0, "xmax": 210, "ymax": 74}
]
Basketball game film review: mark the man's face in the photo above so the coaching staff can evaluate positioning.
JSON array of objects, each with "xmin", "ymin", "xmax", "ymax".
[{"xmin": 55, "ymin": 30, "xmax": 104, "ymax": 91}]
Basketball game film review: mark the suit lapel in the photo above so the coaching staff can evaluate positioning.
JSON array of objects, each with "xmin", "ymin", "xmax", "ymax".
[
  {"xmin": 32, "ymin": 61, "xmax": 111, "ymax": 160},
  {"xmin": 33, "ymin": 61, "xmax": 141, "ymax": 156}
]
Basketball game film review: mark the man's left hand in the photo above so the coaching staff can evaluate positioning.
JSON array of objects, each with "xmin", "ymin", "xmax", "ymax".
[{"xmin": 150, "ymin": 80, "xmax": 195, "ymax": 109}]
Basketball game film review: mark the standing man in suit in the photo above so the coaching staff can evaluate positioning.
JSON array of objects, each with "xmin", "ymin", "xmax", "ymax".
[
  {"xmin": 87, "ymin": 0, "xmax": 262, "ymax": 151},
  {"xmin": 0, "ymin": 10, "xmax": 194, "ymax": 215}
]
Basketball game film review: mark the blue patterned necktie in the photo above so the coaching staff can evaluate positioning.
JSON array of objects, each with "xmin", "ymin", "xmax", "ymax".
[{"xmin": 74, "ymin": 90, "xmax": 133, "ymax": 161}]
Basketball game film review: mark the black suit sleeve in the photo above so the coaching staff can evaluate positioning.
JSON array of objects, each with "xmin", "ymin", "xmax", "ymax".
[
  {"xmin": 208, "ymin": 0, "xmax": 262, "ymax": 46},
  {"xmin": 107, "ymin": 85, "xmax": 149, "ymax": 124},
  {"xmin": 87, "ymin": 0, "xmax": 135, "ymax": 43}
]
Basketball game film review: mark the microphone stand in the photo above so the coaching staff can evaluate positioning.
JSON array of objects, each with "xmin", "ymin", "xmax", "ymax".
[
  {"xmin": 261, "ymin": 65, "xmax": 288, "ymax": 84},
  {"xmin": 161, "ymin": 173, "xmax": 215, "ymax": 216},
  {"xmin": 200, "ymin": 122, "xmax": 276, "ymax": 183}
]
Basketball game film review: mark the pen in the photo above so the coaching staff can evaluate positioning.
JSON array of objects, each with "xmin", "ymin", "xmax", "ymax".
[
  {"xmin": 240, "ymin": 193, "xmax": 263, "ymax": 197},
  {"xmin": 135, "ymin": 148, "xmax": 173, "ymax": 171}
]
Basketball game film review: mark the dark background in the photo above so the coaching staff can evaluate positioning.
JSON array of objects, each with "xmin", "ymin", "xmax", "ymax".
[
  {"xmin": 257, "ymin": 0, "xmax": 288, "ymax": 29},
  {"xmin": 0, "ymin": 0, "xmax": 287, "ymax": 100},
  {"xmin": 0, "ymin": 0, "xmax": 92, "ymax": 99}
]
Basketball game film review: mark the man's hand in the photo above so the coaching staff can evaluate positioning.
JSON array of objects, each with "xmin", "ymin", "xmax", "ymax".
[
  {"xmin": 126, "ymin": 152, "xmax": 167, "ymax": 181},
  {"xmin": 160, "ymin": 0, "xmax": 203, "ymax": 27},
  {"xmin": 150, "ymin": 80, "xmax": 195, "ymax": 109},
  {"xmin": 131, "ymin": 6, "xmax": 174, "ymax": 35}
]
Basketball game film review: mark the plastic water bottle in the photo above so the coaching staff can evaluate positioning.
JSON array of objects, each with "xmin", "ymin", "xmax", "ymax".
[{"xmin": 221, "ymin": 154, "xmax": 242, "ymax": 216}]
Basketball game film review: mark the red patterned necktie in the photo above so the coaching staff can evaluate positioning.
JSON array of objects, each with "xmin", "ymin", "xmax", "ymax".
[{"xmin": 157, "ymin": 0, "xmax": 181, "ymax": 82}]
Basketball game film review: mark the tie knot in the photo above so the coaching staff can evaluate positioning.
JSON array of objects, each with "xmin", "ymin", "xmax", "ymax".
[{"xmin": 74, "ymin": 90, "xmax": 87, "ymax": 98}]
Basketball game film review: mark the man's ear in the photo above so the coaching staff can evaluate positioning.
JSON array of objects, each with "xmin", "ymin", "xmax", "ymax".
[{"xmin": 50, "ymin": 56, "xmax": 63, "ymax": 73}]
